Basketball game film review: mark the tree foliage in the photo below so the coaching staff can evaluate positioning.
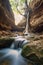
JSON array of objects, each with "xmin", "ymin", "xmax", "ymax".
[{"xmin": 9, "ymin": 0, "xmax": 32, "ymax": 13}]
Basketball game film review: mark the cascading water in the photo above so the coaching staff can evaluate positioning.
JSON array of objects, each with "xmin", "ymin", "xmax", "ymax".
[
  {"xmin": 0, "ymin": 36, "xmax": 29, "ymax": 65},
  {"xmin": 24, "ymin": 12, "xmax": 29, "ymax": 35},
  {"xmin": 10, "ymin": 42, "xmax": 14, "ymax": 49},
  {"xmin": 10, "ymin": 36, "xmax": 28, "ymax": 49}
]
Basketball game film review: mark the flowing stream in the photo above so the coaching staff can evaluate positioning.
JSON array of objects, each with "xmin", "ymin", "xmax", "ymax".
[{"xmin": 0, "ymin": 36, "xmax": 29, "ymax": 65}]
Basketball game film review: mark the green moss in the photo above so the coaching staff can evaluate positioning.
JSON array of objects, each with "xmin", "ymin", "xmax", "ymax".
[
  {"xmin": 21, "ymin": 45, "xmax": 32, "ymax": 58},
  {"xmin": 40, "ymin": 49, "xmax": 43, "ymax": 56},
  {"xmin": 0, "ymin": 38, "xmax": 14, "ymax": 43},
  {"xmin": 0, "ymin": 37, "xmax": 14, "ymax": 49},
  {"xmin": 21, "ymin": 44, "xmax": 43, "ymax": 65},
  {"xmin": 21, "ymin": 43, "xmax": 43, "ymax": 58}
]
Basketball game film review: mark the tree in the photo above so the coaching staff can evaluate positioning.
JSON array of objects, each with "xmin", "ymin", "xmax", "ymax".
[
  {"xmin": 9, "ymin": 0, "xmax": 32, "ymax": 32},
  {"xmin": 15, "ymin": 0, "xmax": 32, "ymax": 34}
]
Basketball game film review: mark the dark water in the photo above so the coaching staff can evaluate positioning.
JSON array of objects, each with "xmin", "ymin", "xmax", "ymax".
[{"xmin": 0, "ymin": 36, "xmax": 29, "ymax": 65}]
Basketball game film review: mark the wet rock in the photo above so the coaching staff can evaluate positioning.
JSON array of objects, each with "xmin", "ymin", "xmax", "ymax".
[
  {"xmin": 40, "ymin": 57, "xmax": 43, "ymax": 64},
  {"xmin": 21, "ymin": 39, "xmax": 43, "ymax": 65},
  {"xmin": 0, "ymin": 37, "xmax": 14, "ymax": 49}
]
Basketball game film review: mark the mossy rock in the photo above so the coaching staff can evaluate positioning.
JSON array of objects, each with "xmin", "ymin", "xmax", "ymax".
[
  {"xmin": 21, "ymin": 45, "xmax": 32, "ymax": 58},
  {"xmin": 21, "ymin": 42, "xmax": 43, "ymax": 65},
  {"xmin": 0, "ymin": 37, "xmax": 14, "ymax": 49}
]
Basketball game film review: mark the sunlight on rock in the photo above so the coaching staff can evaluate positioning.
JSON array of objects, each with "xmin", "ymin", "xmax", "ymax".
[{"xmin": 14, "ymin": 12, "xmax": 23, "ymax": 25}]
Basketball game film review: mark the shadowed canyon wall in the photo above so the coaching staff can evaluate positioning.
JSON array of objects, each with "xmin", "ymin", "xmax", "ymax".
[
  {"xmin": 0, "ymin": 0, "xmax": 15, "ymax": 31},
  {"xmin": 0, "ymin": 0, "xmax": 43, "ymax": 33},
  {"xmin": 0, "ymin": 0, "xmax": 24, "ymax": 32}
]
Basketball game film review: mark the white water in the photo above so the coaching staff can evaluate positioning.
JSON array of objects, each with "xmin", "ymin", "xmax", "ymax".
[
  {"xmin": 10, "ymin": 42, "xmax": 14, "ymax": 49},
  {"xmin": 0, "ymin": 36, "xmax": 29, "ymax": 65},
  {"xmin": 10, "ymin": 36, "xmax": 28, "ymax": 49},
  {"xmin": 0, "ymin": 48, "xmax": 28, "ymax": 65},
  {"xmin": 24, "ymin": 12, "xmax": 31, "ymax": 37},
  {"xmin": 25, "ymin": 12, "xmax": 29, "ymax": 34}
]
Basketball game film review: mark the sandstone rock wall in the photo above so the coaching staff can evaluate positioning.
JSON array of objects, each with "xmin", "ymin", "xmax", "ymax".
[
  {"xmin": 18, "ymin": 0, "xmax": 43, "ymax": 33},
  {"xmin": 0, "ymin": 0, "xmax": 15, "ymax": 31},
  {"xmin": 29, "ymin": 0, "xmax": 43, "ymax": 32}
]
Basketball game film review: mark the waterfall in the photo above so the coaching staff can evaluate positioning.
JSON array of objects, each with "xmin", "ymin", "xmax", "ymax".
[
  {"xmin": 10, "ymin": 40, "xmax": 25, "ymax": 49},
  {"xmin": 10, "ymin": 36, "xmax": 28, "ymax": 49},
  {"xmin": 25, "ymin": 12, "xmax": 29, "ymax": 34},
  {"xmin": 23, "ymin": 11, "xmax": 31, "ymax": 37},
  {"xmin": 10, "ymin": 42, "xmax": 14, "ymax": 49},
  {"xmin": 0, "ymin": 37, "xmax": 29, "ymax": 65},
  {"xmin": 24, "ymin": 12, "xmax": 29, "ymax": 35},
  {"xmin": 0, "ymin": 48, "xmax": 28, "ymax": 65}
]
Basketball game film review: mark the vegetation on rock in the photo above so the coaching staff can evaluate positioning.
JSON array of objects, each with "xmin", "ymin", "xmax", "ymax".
[
  {"xmin": 21, "ymin": 35, "xmax": 43, "ymax": 65},
  {"xmin": 0, "ymin": 37, "xmax": 14, "ymax": 49}
]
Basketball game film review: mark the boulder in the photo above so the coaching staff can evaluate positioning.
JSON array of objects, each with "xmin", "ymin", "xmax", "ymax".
[{"xmin": 21, "ymin": 39, "xmax": 43, "ymax": 64}]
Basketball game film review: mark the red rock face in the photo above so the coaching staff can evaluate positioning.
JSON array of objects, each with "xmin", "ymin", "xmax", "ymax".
[
  {"xmin": 0, "ymin": 0, "xmax": 15, "ymax": 31},
  {"xmin": 29, "ymin": 0, "xmax": 43, "ymax": 32}
]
